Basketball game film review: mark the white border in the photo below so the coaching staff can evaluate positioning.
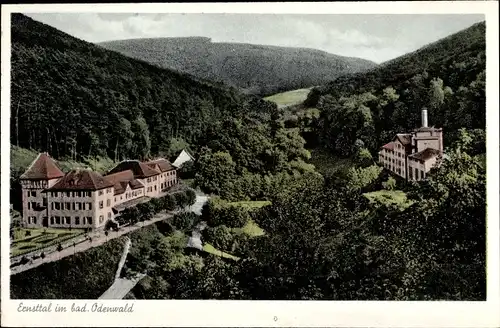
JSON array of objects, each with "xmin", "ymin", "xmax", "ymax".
[{"xmin": 1, "ymin": 2, "xmax": 499, "ymax": 327}]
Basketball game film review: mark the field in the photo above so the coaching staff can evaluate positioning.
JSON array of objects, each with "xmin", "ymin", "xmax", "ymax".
[
  {"xmin": 227, "ymin": 200, "xmax": 271, "ymax": 209},
  {"xmin": 363, "ymin": 190, "xmax": 414, "ymax": 211},
  {"xmin": 11, "ymin": 228, "xmax": 85, "ymax": 257},
  {"xmin": 264, "ymin": 88, "xmax": 313, "ymax": 108},
  {"xmin": 203, "ymin": 243, "xmax": 240, "ymax": 261}
]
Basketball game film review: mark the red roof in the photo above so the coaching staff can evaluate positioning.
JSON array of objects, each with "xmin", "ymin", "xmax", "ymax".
[
  {"xmin": 107, "ymin": 160, "xmax": 160, "ymax": 179},
  {"xmin": 104, "ymin": 170, "xmax": 144, "ymax": 195},
  {"xmin": 381, "ymin": 142, "xmax": 395, "ymax": 151},
  {"xmin": 20, "ymin": 153, "xmax": 64, "ymax": 180},
  {"xmin": 145, "ymin": 158, "xmax": 175, "ymax": 172},
  {"xmin": 48, "ymin": 169, "xmax": 114, "ymax": 191}
]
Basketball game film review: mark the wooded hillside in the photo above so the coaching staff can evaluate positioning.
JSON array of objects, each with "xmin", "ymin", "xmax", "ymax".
[
  {"xmin": 99, "ymin": 37, "xmax": 376, "ymax": 96},
  {"xmin": 304, "ymin": 21, "xmax": 485, "ymax": 157},
  {"xmin": 10, "ymin": 14, "xmax": 277, "ymax": 162}
]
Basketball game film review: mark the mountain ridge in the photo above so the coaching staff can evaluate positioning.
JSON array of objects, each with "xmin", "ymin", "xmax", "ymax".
[{"xmin": 98, "ymin": 37, "xmax": 377, "ymax": 96}]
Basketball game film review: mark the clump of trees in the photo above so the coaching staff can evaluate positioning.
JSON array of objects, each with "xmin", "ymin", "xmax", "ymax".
[
  {"xmin": 116, "ymin": 189, "xmax": 197, "ymax": 227},
  {"xmin": 201, "ymin": 198, "xmax": 250, "ymax": 229}
]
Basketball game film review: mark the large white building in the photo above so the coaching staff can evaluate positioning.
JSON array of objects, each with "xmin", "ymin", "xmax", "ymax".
[
  {"xmin": 378, "ymin": 109, "xmax": 444, "ymax": 181},
  {"xmin": 20, "ymin": 154, "xmax": 178, "ymax": 230}
]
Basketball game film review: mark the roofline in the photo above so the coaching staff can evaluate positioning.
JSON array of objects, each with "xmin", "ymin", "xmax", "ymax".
[{"xmin": 43, "ymin": 185, "xmax": 112, "ymax": 192}]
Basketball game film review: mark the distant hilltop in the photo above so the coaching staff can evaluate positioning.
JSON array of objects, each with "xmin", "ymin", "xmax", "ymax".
[{"xmin": 99, "ymin": 37, "xmax": 377, "ymax": 96}]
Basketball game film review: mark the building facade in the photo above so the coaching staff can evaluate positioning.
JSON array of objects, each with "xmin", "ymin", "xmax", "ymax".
[
  {"xmin": 378, "ymin": 109, "xmax": 444, "ymax": 181},
  {"xmin": 20, "ymin": 154, "xmax": 178, "ymax": 230}
]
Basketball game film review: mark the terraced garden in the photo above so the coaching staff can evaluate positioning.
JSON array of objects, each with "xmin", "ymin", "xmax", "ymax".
[{"xmin": 11, "ymin": 228, "xmax": 85, "ymax": 257}]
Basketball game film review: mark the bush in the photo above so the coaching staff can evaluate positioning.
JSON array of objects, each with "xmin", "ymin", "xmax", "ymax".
[
  {"xmin": 57, "ymin": 243, "xmax": 63, "ymax": 252},
  {"xmin": 202, "ymin": 200, "xmax": 249, "ymax": 228},
  {"xmin": 382, "ymin": 176, "xmax": 397, "ymax": 190},
  {"xmin": 202, "ymin": 225, "xmax": 235, "ymax": 251},
  {"xmin": 20, "ymin": 256, "xmax": 29, "ymax": 265},
  {"xmin": 40, "ymin": 252, "xmax": 46, "ymax": 259},
  {"xmin": 172, "ymin": 212, "xmax": 198, "ymax": 232},
  {"xmin": 25, "ymin": 230, "xmax": 31, "ymax": 237},
  {"xmin": 173, "ymin": 192, "xmax": 189, "ymax": 209},
  {"xmin": 185, "ymin": 189, "xmax": 197, "ymax": 207},
  {"xmin": 162, "ymin": 194, "xmax": 176, "ymax": 212}
]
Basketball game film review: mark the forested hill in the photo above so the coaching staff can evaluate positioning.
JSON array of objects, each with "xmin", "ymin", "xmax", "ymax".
[
  {"xmin": 98, "ymin": 37, "xmax": 377, "ymax": 96},
  {"xmin": 10, "ymin": 14, "xmax": 277, "ymax": 161},
  {"xmin": 305, "ymin": 21, "xmax": 486, "ymax": 157}
]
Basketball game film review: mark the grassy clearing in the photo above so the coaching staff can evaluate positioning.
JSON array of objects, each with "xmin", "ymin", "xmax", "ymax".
[
  {"xmin": 240, "ymin": 219, "xmax": 265, "ymax": 237},
  {"xmin": 264, "ymin": 88, "xmax": 313, "ymax": 108},
  {"xmin": 11, "ymin": 228, "xmax": 85, "ymax": 256},
  {"xmin": 227, "ymin": 200, "xmax": 271, "ymax": 209},
  {"xmin": 363, "ymin": 190, "xmax": 414, "ymax": 211},
  {"xmin": 203, "ymin": 243, "xmax": 240, "ymax": 261}
]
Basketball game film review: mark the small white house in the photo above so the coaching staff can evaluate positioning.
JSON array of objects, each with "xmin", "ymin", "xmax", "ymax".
[{"xmin": 173, "ymin": 149, "xmax": 194, "ymax": 168}]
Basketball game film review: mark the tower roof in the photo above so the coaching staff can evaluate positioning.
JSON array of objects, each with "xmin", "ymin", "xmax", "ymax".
[
  {"xmin": 20, "ymin": 153, "xmax": 64, "ymax": 180},
  {"xmin": 48, "ymin": 169, "xmax": 113, "ymax": 191}
]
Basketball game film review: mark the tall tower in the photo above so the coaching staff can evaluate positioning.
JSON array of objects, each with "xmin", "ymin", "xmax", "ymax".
[{"xmin": 20, "ymin": 153, "xmax": 64, "ymax": 228}]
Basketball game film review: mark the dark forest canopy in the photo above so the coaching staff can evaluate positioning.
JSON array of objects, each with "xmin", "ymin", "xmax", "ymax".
[
  {"xmin": 10, "ymin": 14, "xmax": 278, "ymax": 162},
  {"xmin": 99, "ymin": 37, "xmax": 377, "ymax": 97},
  {"xmin": 304, "ymin": 21, "xmax": 486, "ymax": 157}
]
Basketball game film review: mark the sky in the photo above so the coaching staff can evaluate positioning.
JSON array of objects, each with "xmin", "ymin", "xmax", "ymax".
[{"xmin": 25, "ymin": 13, "xmax": 484, "ymax": 63}]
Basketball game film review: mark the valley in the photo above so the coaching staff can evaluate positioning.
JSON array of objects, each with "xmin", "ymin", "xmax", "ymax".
[{"xmin": 8, "ymin": 13, "xmax": 487, "ymax": 302}]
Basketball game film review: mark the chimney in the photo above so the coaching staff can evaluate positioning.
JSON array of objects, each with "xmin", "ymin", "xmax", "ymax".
[{"xmin": 421, "ymin": 109, "xmax": 428, "ymax": 128}]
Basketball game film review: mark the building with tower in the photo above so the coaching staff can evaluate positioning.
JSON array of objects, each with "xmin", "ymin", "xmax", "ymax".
[{"xmin": 378, "ymin": 109, "xmax": 444, "ymax": 181}]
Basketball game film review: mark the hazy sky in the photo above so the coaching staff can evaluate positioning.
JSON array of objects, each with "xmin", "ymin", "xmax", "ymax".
[{"xmin": 25, "ymin": 13, "xmax": 484, "ymax": 63}]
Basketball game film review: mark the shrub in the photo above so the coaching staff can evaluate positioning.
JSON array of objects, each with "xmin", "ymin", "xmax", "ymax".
[
  {"xmin": 185, "ymin": 189, "xmax": 197, "ymax": 207},
  {"xmin": 174, "ymin": 192, "xmax": 189, "ymax": 209},
  {"xmin": 57, "ymin": 243, "xmax": 63, "ymax": 252},
  {"xmin": 172, "ymin": 212, "xmax": 198, "ymax": 232},
  {"xmin": 202, "ymin": 225, "xmax": 235, "ymax": 251},
  {"xmin": 40, "ymin": 252, "xmax": 46, "ymax": 259},
  {"xmin": 25, "ymin": 230, "xmax": 31, "ymax": 237},
  {"xmin": 162, "ymin": 194, "xmax": 176, "ymax": 212}
]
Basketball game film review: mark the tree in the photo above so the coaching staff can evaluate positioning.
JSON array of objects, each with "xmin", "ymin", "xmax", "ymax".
[
  {"xmin": 195, "ymin": 149, "xmax": 236, "ymax": 198},
  {"xmin": 172, "ymin": 212, "xmax": 198, "ymax": 232},
  {"xmin": 57, "ymin": 243, "xmax": 63, "ymax": 252},
  {"xmin": 137, "ymin": 202, "xmax": 155, "ymax": 222},
  {"xmin": 185, "ymin": 189, "xmax": 197, "ymax": 207},
  {"xmin": 173, "ymin": 192, "xmax": 189, "ymax": 210},
  {"xmin": 162, "ymin": 194, "xmax": 176, "ymax": 212},
  {"xmin": 202, "ymin": 225, "xmax": 235, "ymax": 251},
  {"xmin": 382, "ymin": 176, "xmax": 396, "ymax": 190}
]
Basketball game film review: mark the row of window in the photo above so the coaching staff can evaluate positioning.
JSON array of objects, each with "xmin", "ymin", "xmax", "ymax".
[
  {"xmin": 51, "ymin": 202, "xmax": 92, "ymax": 211},
  {"xmin": 124, "ymin": 189, "xmax": 142, "ymax": 200},
  {"xmin": 31, "ymin": 213, "xmax": 112, "ymax": 226},
  {"xmin": 98, "ymin": 188, "xmax": 113, "ymax": 196},
  {"xmin": 146, "ymin": 185, "xmax": 157, "ymax": 193},
  {"xmin": 49, "ymin": 191, "xmax": 92, "ymax": 198},
  {"xmin": 23, "ymin": 181, "xmax": 46, "ymax": 189},
  {"xmin": 161, "ymin": 180, "xmax": 175, "ymax": 190}
]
